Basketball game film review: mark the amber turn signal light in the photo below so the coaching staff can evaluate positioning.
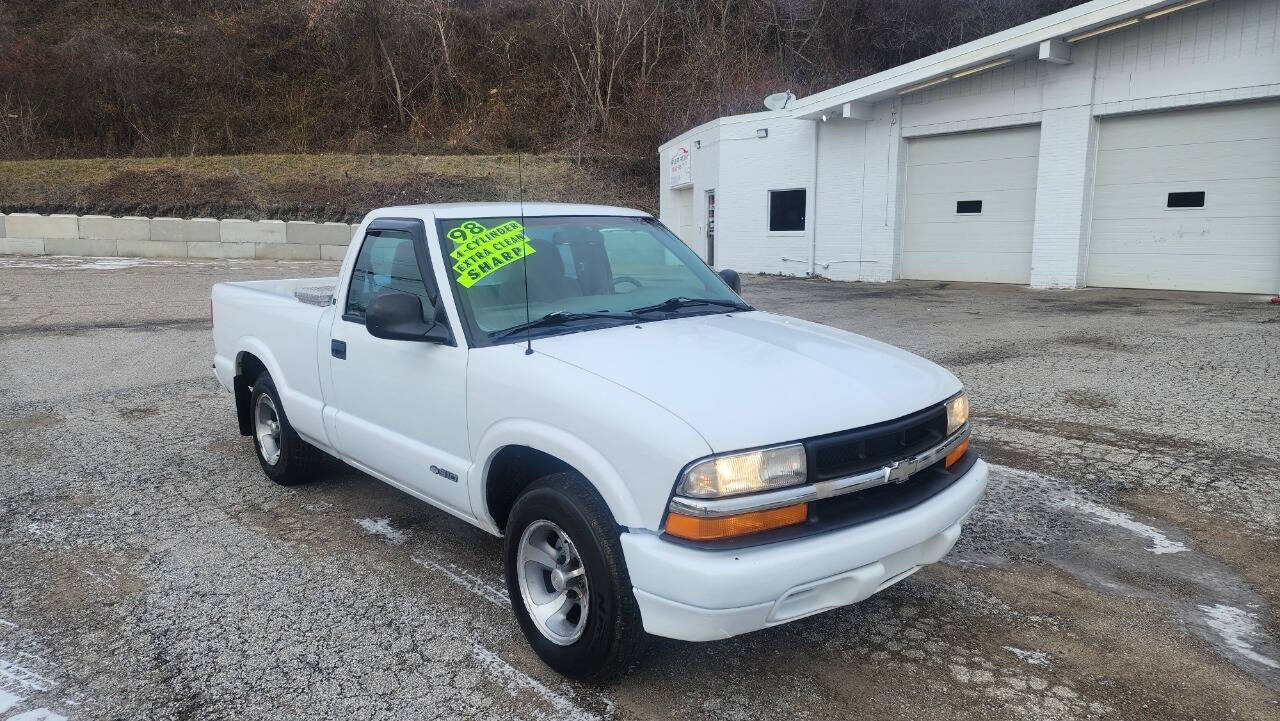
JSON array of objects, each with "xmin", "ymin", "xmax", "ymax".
[
  {"xmin": 945, "ymin": 438, "xmax": 970, "ymax": 468},
  {"xmin": 665, "ymin": 503, "xmax": 808, "ymax": 541}
]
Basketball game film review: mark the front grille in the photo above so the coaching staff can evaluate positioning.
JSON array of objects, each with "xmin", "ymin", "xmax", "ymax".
[{"xmin": 805, "ymin": 403, "xmax": 947, "ymax": 480}]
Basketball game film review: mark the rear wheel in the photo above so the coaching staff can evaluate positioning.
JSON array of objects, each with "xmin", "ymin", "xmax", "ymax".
[
  {"xmin": 250, "ymin": 371, "xmax": 323, "ymax": 485},
  {"xmin": 504, "ymin": 472, "xmax": 648, "ymax": 679}
]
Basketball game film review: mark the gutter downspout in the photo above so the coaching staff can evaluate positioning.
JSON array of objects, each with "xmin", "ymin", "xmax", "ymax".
[{"xmin": 810, "ymin": 120, "xmax": 820, "ymax": 277}]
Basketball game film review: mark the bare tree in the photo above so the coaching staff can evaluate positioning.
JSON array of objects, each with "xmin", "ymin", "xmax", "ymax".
[{"xmin": 549, "ymin": 0, "xmax": 665, "ymax": 133}]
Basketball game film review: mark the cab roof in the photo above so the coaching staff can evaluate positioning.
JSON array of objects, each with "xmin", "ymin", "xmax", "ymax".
[{"xmin": 369, "ymin": 202, "xmax": 651, "ymax": 221}]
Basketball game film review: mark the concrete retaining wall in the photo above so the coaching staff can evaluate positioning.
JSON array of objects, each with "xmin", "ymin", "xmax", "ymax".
[{"xmin": 0, "ymin": 213, "xmax": 359, "ymax": 260}]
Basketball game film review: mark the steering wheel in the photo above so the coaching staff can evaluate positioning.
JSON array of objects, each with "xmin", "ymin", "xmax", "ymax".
[{"xmin": 613, "ymin": 276, "xmax": 643, "ymax": 292}]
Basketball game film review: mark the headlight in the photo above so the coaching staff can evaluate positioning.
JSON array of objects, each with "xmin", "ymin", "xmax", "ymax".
[
  {"xmin": 946, "ymin": 391, "xmax": 970, "ymax": 435},
  {"xmin": 677, "ymin": 443, "xmax": 807, "ymax": 498}
]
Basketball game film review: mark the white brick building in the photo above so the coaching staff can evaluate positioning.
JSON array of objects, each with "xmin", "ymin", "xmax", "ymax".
[{"xmin": 659, "ymin": 0, "xmax": 1280, "ymax": 294}]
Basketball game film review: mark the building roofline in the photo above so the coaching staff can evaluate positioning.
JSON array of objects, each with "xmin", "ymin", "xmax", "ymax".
[
  {"xmin": 661, "ymin": 0, "xmax": 1189, "ymax": 139},
  {"xmin": 791, "ymin": 0, "xmax": 1177, "ymax": 117},
  {"xmin": 658, "ymin": 110, "xmax": 784, "ymax": 152}
]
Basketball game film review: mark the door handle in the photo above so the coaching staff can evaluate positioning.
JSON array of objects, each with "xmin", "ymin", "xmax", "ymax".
[{"xmin": 331, "ymin": 339, "xmax": 346, "ymax": 360}]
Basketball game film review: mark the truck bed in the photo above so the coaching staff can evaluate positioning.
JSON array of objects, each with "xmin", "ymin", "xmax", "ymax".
[{"xmin": 223, "ymin": 277, "xmax": 340, "ymax": 307}]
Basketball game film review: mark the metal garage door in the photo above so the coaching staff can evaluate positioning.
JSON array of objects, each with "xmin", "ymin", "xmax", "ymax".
[
  {"xmin": 901, "ymin": 125, "xmax": 1040, "ymax": 283},
  {"xmin": 1087, "ymin": 101, "xmax": 1280, "ymax": 294}
]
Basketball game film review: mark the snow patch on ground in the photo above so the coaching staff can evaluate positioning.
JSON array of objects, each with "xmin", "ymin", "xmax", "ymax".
[
  {"xmin": 0, "ymin": 659, "xmax": 54, "ymax": 693},
  {"xmin": 1002, "ymin": 646, "xmax": 1052, "ymax": 667},
  {"xmin": 0, "ymin": 257, "xmax": 149, "ymax": 271},
  {"xmin": 985, "ymin": 465, "xmax": 1279, "ymax": 685},
  {"xmin": 0, "ymin": 655, "xmax": 71, "ymax": 720},
  {"xmin": 411, "ymin": 555, "xmax": 510, "ymax": 609},
  {"xmin": 471, "ymin": 643, "xmax": 604, "ymax": 721},
  {"xmin": 986, "ymin": 464, "xmax": 1190, "ymax": 555},
  {"xmin": 0, "ymin": 257, "xmax": 138, "ymax": 271},
  {"xmin": 1197, "ymin": 604, "xmax": 1280, "ymax": 670},
  {"xmin": 0, "ymin": 622, "xmax": 80, "ymax": 720},
  {"xmin": 1057, "ymin": 496, "xmax": 1188, "ymax": 554},
  {"xmin": 0, "ymin": 261, "xmax": 60, "ymax": 270},
  {"xmin": 353, "ymin": 518, "xmax": 407, "ymax": 545},
  {"xmin": 6, "ymin": 708, "xmax": 68, "ymax": 720},
  {"xmin": 68, "ymin": 259, "xmax": 143, "ymax": 270},
  {"xmin": 0, "ymin": 690, "xmax": 23, "ymax": 713}
]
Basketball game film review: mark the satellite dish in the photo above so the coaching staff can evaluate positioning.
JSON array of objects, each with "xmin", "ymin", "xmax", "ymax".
[{"xmin": 763, "ymin": 90, "xmax": 795, "ymax": 111}]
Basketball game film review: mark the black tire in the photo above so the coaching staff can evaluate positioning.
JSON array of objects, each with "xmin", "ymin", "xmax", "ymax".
[
  {"xmin": 249, "ymin": 371, "xmax": 323, "ymax": 485},
  {"xmin": 504, "ymin": 472, "xmax": 648, "ymax": 680}
]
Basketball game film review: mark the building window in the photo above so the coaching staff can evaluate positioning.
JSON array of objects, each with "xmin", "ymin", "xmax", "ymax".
[
  {"xmin": 769, "ymin": 189, "xmax": 806, "ymax": 232},
  {"xmin": 955, "ymin": 200, "xmax": 983, "ymax": 214},
  {"xmin": 1167, "ymin": 191, "xmax": 1205, "ymax": 209}
]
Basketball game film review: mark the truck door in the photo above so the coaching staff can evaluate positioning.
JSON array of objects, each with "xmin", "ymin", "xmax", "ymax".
[{"xmin": 327, "ymin": 218, "xmax": 473, "ymax": 518}]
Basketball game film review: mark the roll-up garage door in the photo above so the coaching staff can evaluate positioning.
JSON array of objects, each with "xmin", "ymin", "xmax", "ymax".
[
  {"xmin": 901, "ymin": 125, "xmax": 1040, "ymax": 284},
  {"xmin": 1087, "ymin": 101, "xmax": 1280, "ymax": 294}
]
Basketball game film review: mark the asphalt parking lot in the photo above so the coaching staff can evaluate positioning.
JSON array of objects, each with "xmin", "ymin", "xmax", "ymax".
[{"xmin": 1, "ymin": 255, "xmax": 1277, "ymax": 720}]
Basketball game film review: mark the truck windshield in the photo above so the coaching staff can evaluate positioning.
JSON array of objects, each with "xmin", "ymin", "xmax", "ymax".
[{"xmin": 435, "ymin": 215, "xmax": 745, "ymax": 344}]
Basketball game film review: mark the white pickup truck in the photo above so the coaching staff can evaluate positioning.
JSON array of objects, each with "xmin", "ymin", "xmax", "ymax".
[{"xmin": 211, "ymin": 203, "xmax": 986, "ymax": 679}]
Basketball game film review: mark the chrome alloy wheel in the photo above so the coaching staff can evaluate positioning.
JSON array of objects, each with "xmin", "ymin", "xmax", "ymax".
[
  {"xmin": 254, "ymin": 392, "xmax": 282, "ymax": 466},
  {"xmin": 516, "ymin": 520, "xmax": 590, "ymax": 645}
]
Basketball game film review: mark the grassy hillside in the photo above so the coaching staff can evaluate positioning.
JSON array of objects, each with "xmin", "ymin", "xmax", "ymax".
[{"xmin": 0, "ymin": 154, "xmax": 655, "ymax": 223}]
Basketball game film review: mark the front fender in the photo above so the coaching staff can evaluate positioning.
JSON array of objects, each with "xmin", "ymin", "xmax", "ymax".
[
  {"xmin": 465, "ymin": 345, "xmax": 713, "ymax": 532},
  {"xmin": 469, "ymin": 419, "xmax": 645, "ymax": 532}
]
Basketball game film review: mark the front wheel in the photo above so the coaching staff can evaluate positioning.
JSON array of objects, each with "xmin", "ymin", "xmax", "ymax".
[{"xmin": 504, "ymin": 472, "xmax": 648, "ymax": 679}]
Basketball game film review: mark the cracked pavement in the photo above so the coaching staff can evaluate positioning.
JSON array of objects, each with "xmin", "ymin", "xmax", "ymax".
[{"xmin": 0, "ymin": 256, "xmax": 1277, "ymax": 720}]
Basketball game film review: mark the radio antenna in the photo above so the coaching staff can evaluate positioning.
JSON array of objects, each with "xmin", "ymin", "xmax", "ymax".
[{"xmin": 517, "ymin": 129, "xmax": 532, "ymax": 356}]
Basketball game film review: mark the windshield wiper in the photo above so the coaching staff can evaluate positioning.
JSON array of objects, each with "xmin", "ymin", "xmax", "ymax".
[
  {"xmin": 627, "ymin": 297, "xmax": 752, "ymax": 315},
  {"xmin": 492, "ymin": 310, "xmax": 636, "ymax": 338}
]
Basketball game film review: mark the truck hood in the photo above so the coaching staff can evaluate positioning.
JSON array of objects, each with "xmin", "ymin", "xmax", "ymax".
[{"xmin": 533, "ymin": 311, "xmax": 961, "ymax": 452}]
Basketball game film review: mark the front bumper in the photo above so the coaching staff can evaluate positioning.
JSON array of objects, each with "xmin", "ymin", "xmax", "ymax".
[{"xmin": 620, "ymin": 458, "xmax": 987, "ymax": 641}]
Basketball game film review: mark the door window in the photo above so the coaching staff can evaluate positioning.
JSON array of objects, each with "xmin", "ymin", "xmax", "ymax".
[{"xmin": 345, "ymin": 229, "xmax": 433, "ymax": 323}]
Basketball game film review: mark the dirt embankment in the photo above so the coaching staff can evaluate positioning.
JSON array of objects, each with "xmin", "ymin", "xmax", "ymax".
[{"xmin": 0, "ymin": 154, "xmax": 656, "ymax": 223}]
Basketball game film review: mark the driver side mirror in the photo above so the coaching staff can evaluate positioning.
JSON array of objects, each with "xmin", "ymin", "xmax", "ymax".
[
  {"xmin": 366, "ymin": 291, "xmax": 452, "ymax": 344},
  {"xmin": 718, "ymin": 268, "xmax": 742, "ymax": 293}
]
